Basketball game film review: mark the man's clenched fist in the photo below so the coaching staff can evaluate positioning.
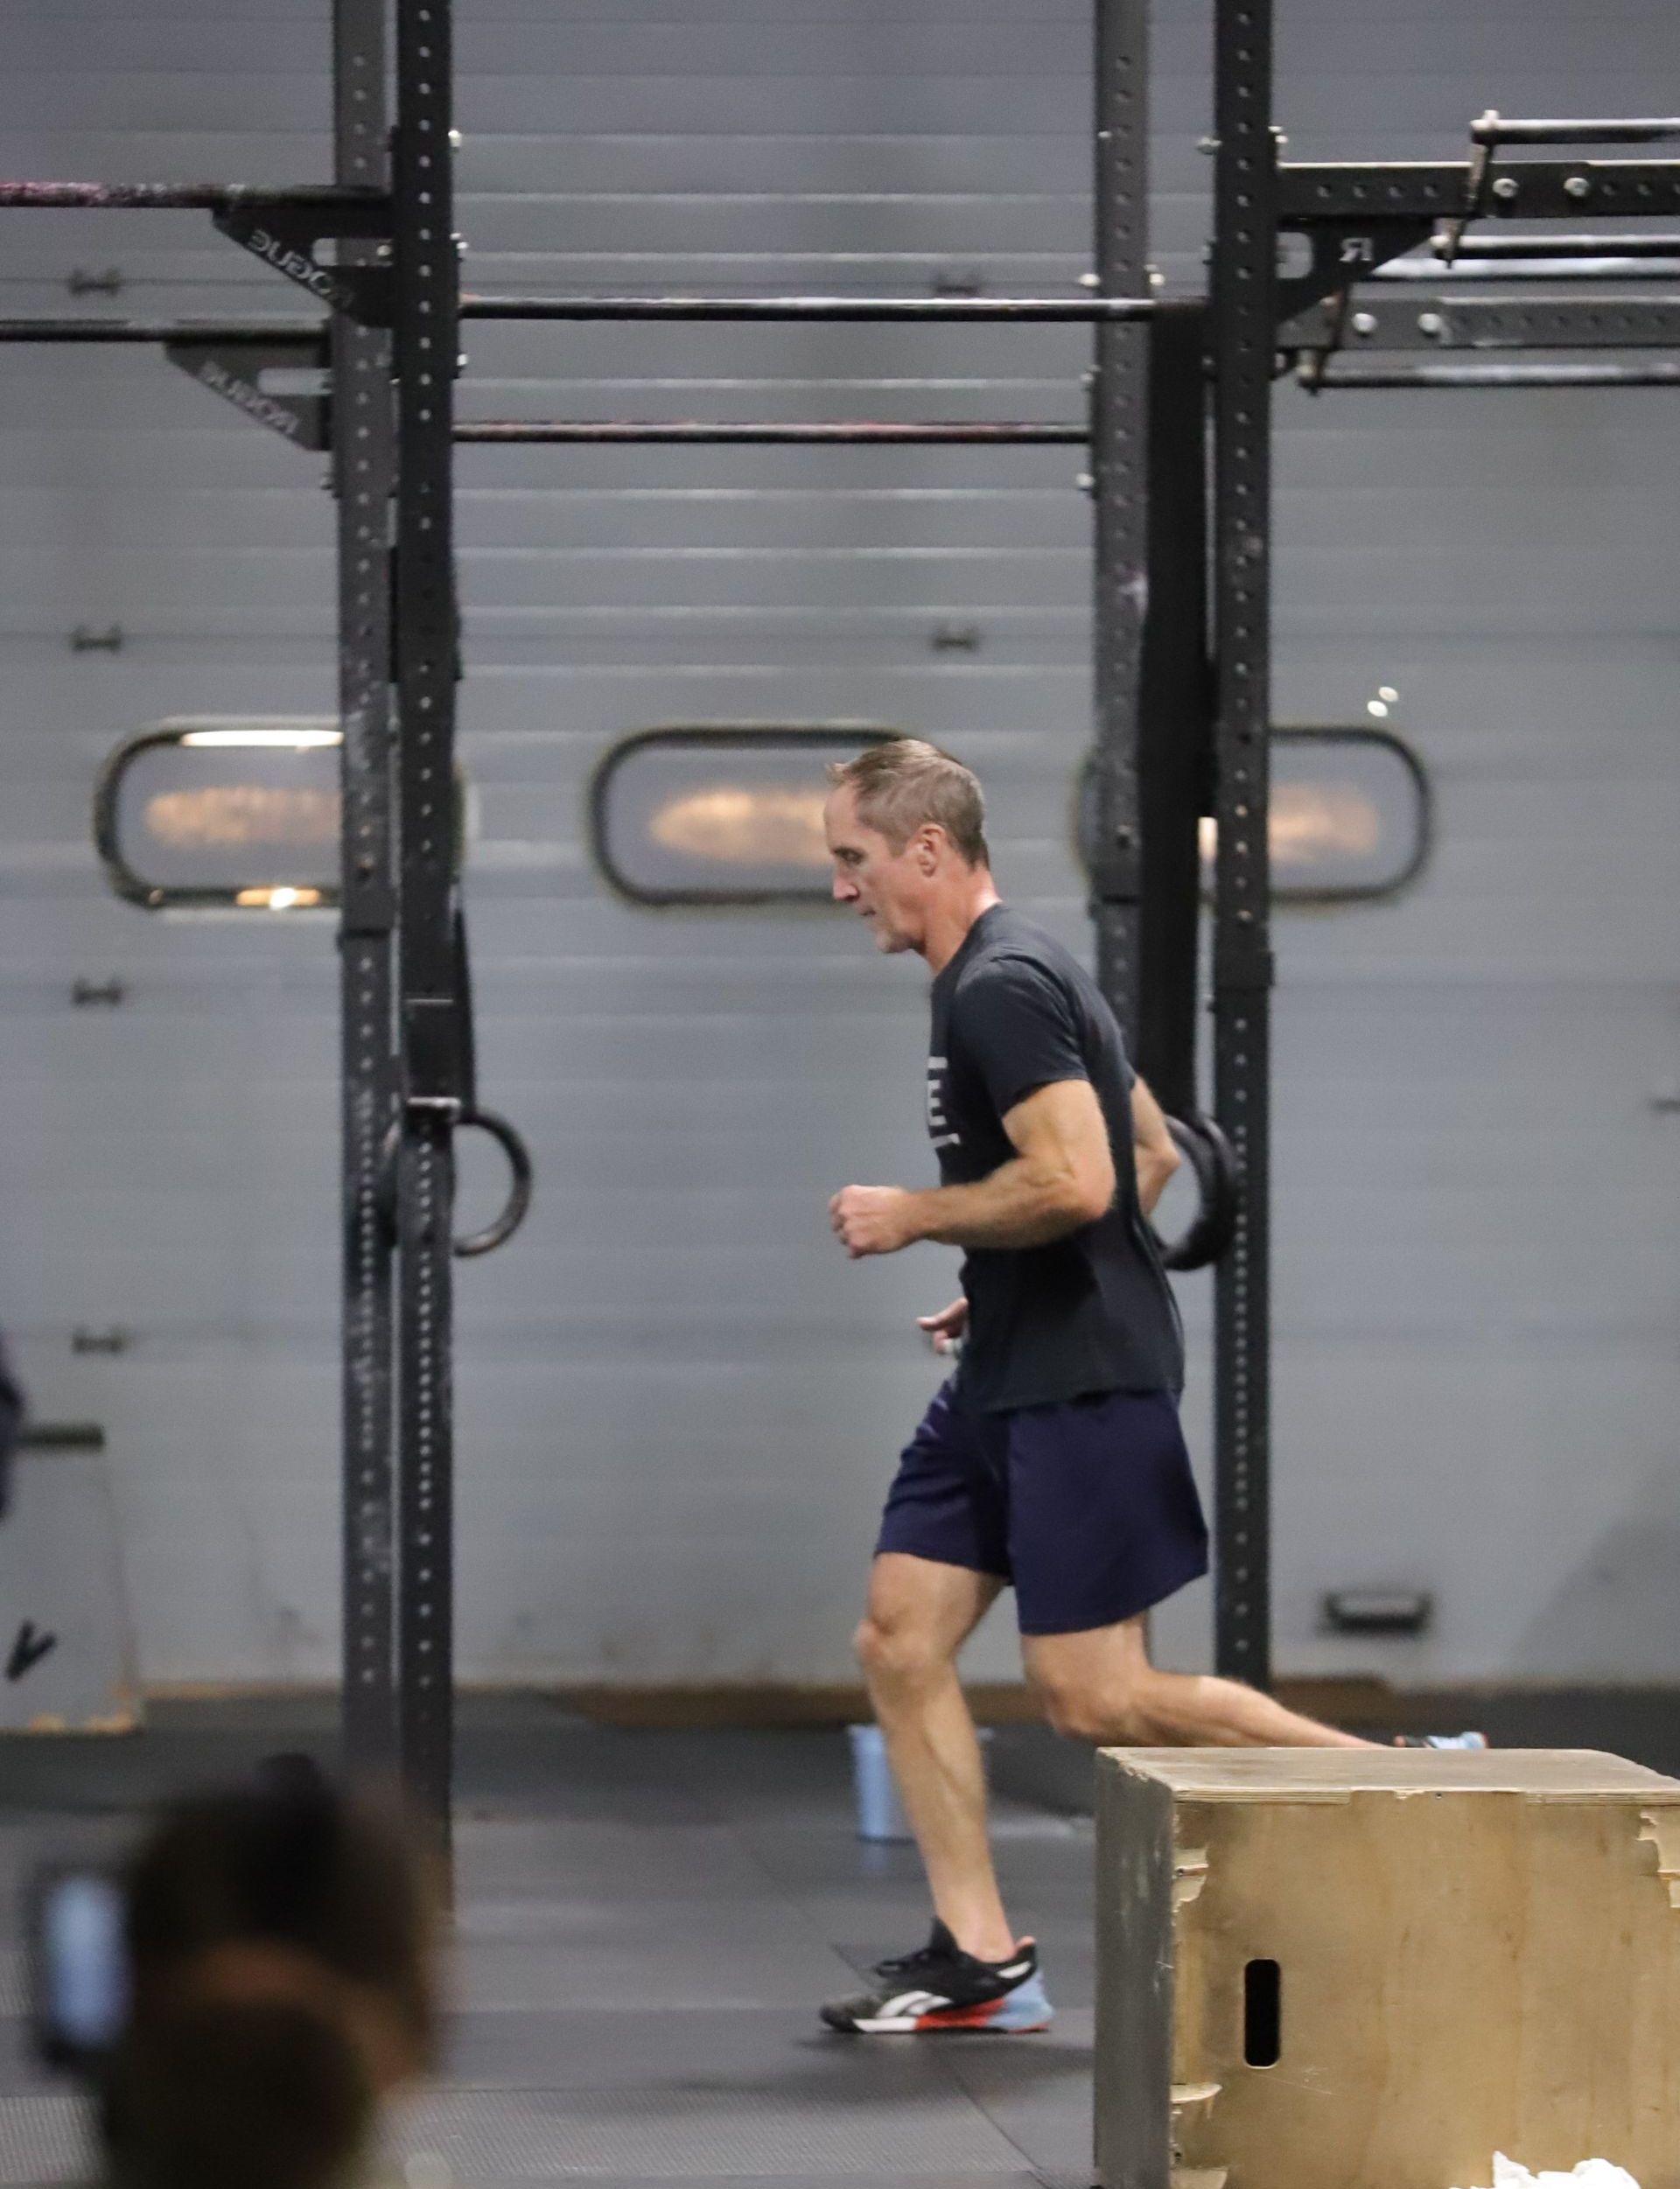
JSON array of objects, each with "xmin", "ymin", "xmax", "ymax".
[{"xmin": 830, "ymin": 1185, "xmax": 920, "ymax": 1259}]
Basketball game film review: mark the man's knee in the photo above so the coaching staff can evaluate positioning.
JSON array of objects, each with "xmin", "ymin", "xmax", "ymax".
[
  {"xmin": 1033, "ymin": 1666, "xmax": 1160, "ymax": 1745},
  {"xmin": 854, "ymin": 1611, "xmax": 952, "ymax": 1696}
]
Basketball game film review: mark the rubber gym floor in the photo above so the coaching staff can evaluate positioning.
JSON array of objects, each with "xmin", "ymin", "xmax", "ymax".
[
  {"xmin": 0, "ymin": 1698, "xmax": 1098, "ymax": 2189},
  {"xmin": 4, "ymin": 1691, "xmax": 1676, "ymax": 2189}
]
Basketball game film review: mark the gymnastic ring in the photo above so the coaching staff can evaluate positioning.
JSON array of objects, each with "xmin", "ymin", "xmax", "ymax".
[
  {"xmin": 1152, "ymin": 1112, "xmax": 1238, "ymax": 1272},
  {"xmin": 451, "ymin": 1106, "xmax": 534, "ymax": 1258},
  {"xmin": 372, "ymin": 1107, "xmax": 534, "ymax": 1257}
]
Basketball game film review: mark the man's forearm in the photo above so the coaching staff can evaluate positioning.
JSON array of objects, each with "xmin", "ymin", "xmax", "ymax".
[
  {"xmin": 902, "ymin": 1159, "xmax": 1097, "ymax": 1251},
  {"xmin": 1135, "ymin": 1149, "xmax": 1175, "ymax": 1220},
  {"xmin": 1127, "ymin": 1074, "xmax": 1180, "ymax": 1223}
]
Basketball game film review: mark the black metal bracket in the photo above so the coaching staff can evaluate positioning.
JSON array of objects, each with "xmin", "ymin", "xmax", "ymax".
[
  {"xmin": 1275, "ymin": 156, "xmax": 1680, "ymax": 348},
  {"xmin": 339, "ymin": 880, "xmax": 397, "ymax": 939},
  {"xmin": 1280, "ymin": 158, "xmax": 1680, "ymax": 225},
  {"xmin": 1273, "ymin": 140, "xmax": 1680, "ymax": 388},
  {"xmin": 214, "ymin": 198, "xmax": 391, "ymax": 324},
  {"xmin": 1214, "ymin": 937, "xmax": 1276, "ymax": 992},
  {"xmin": 1282, "ymin": 293, "xmax": 1680, "ymax": 360},
  {"xmin": 1321, "ymin": 1586, "xmax": 1434, "ymax": 1636},
  {"xmin": 1278, "ymin": 217, "xmax": 1436, "ymax": 325},
  {"xmin": 384, "ymin": 546, "xmax": 466, "ymax": 685},
  {"xmin": 165, "ymin": 334, "xmax": 331, "ymax": 450},
  {"xmin": 1088, "ymin": 837, "xmax": 1143, "ymax": 906},
  {"xmin": 17, "ymin": 1423, "xmax": 106, "ymax": 1453}
]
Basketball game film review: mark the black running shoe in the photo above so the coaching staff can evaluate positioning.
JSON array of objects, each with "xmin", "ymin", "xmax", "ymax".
[{"xmin": 820, "ymin": 1919, "xmax": 1054, "ymax": 2034}]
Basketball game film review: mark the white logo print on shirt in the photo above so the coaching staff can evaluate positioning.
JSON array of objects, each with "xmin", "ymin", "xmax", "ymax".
[{"xmin": 926, "ymin": 1056, "xmax": 962, "ymax": 1150}]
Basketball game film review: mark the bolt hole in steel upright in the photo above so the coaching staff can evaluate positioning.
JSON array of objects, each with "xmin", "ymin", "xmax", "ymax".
[{"xmin": 1209, "ymin": 0, "xmax": 1277, "ymax": 1687}]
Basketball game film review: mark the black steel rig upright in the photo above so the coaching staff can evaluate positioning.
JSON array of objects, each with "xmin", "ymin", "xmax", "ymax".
[
  {"xmin": 1087, "ymin": 0, "xmax": 1151, "ymax": 1043},
  {"xmin": 1208, "ymin": 0, "xmax": 1277, "ymax": 1687},
  {"xmin": 389, "ymin": 0, "xmax": 465, "ymax": 1838},
  {"xmin": 334, "ymin": 0, "xmax": 473, "ymax": 1836},
  {"xmin": 334, "ymin": 0, "xmax": 401, "ymax": 1788}
]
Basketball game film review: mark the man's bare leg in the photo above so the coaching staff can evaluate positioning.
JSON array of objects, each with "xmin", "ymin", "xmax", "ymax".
[
  {"xmin": 855, "ymin": 1552, "xmax": 1017, "ymax": 1962},
  {"xmin": 1023, "ymin": 1616, "xmax": 1376, "ymax": 1749}
]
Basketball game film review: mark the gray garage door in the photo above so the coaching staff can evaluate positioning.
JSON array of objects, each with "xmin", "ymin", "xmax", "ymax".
[{"xmin": 0, "ymin": 0, "xmax": 1675, "ymax": 1689}]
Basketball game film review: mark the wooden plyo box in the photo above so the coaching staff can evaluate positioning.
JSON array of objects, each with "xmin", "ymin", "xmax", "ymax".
[{"xmin": 1095, "ymin": 1749, "xmax": 1680, "ymax": 2189}]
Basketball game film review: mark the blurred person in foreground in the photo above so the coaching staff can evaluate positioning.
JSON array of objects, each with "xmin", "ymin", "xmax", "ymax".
[{"xmin": 98, "ymin": 1759, "xmax": 440, "ymax": 2189}]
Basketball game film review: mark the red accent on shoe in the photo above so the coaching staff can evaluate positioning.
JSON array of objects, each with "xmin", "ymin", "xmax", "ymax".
[{"xmin": 914, "ymin": 1997, "xmax": 1050, "ymax": 2032}]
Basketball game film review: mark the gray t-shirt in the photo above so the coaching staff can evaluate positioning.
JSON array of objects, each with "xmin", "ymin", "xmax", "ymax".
[{"xmin": 928, "ymin": 905, "xmax": 1184, "ymax": 1412}]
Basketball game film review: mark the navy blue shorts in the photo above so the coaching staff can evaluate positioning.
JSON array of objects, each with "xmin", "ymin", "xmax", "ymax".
[{"xmin": 875, "ymin": 1379, "xmax": 1209, "ymax": 1636}]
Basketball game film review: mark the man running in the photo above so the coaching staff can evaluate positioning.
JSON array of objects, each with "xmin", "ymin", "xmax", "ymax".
[{"xmin": 817, "ymin": 737, "xmax": 1378, "ymax": 2038}]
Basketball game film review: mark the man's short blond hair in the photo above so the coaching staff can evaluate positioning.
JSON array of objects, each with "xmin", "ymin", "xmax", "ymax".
[{"xmin": 828, "ymin": 738, "xmax": 990, "ymax": 867}]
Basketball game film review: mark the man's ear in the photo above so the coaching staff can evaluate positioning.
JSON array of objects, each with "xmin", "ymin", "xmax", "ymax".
[{"xmin": 916, "ymin": 823, "xmax": 943, "ymax": 873}]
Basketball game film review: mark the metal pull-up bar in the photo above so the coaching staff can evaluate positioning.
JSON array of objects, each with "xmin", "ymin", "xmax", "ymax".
[
  {"xmin": 0, "ymin": 296, "xmax": 1152, "ymax": 343},
  {"xmin": 454, "ymin": 419, "xmax": 1088, "ymax": 445},
  {"xmin": 1311, "ymin": 359, "xmax": 1680, "ymax": 388},
  {"xmin": 458, "ymin": 293, "xmax": 1155, "ymax": 323},
  {"xmin": 1471, "ymin": 113, "xmax": 1680, "ymax": 147},
  {"xmin": 1371, "ymin": 228, "xmax": 1680, "ymax": 286},
  {"xmin": 451, "ymin": 291, "xmax": 1152, "ymax": 444},
  {"xmin": 0, "ymin": 318, "xmax": 321, "ymax": 344},
  {"xmin": 1429, "ymin": 232, "xmax": 1680, "ymax": 258},
  {"xmin": 1374, "ymin": 253, "xmax": 1680, "ymax": 282},
  {"xmin": 0, "ymin": 283, "xmax": 1150, "ymax": 453}
]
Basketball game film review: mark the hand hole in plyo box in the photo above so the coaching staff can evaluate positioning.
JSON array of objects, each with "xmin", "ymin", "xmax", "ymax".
[{"xmin": 1242, "ymin": 1957, "xmax": 1281, "ymax": 2067}]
